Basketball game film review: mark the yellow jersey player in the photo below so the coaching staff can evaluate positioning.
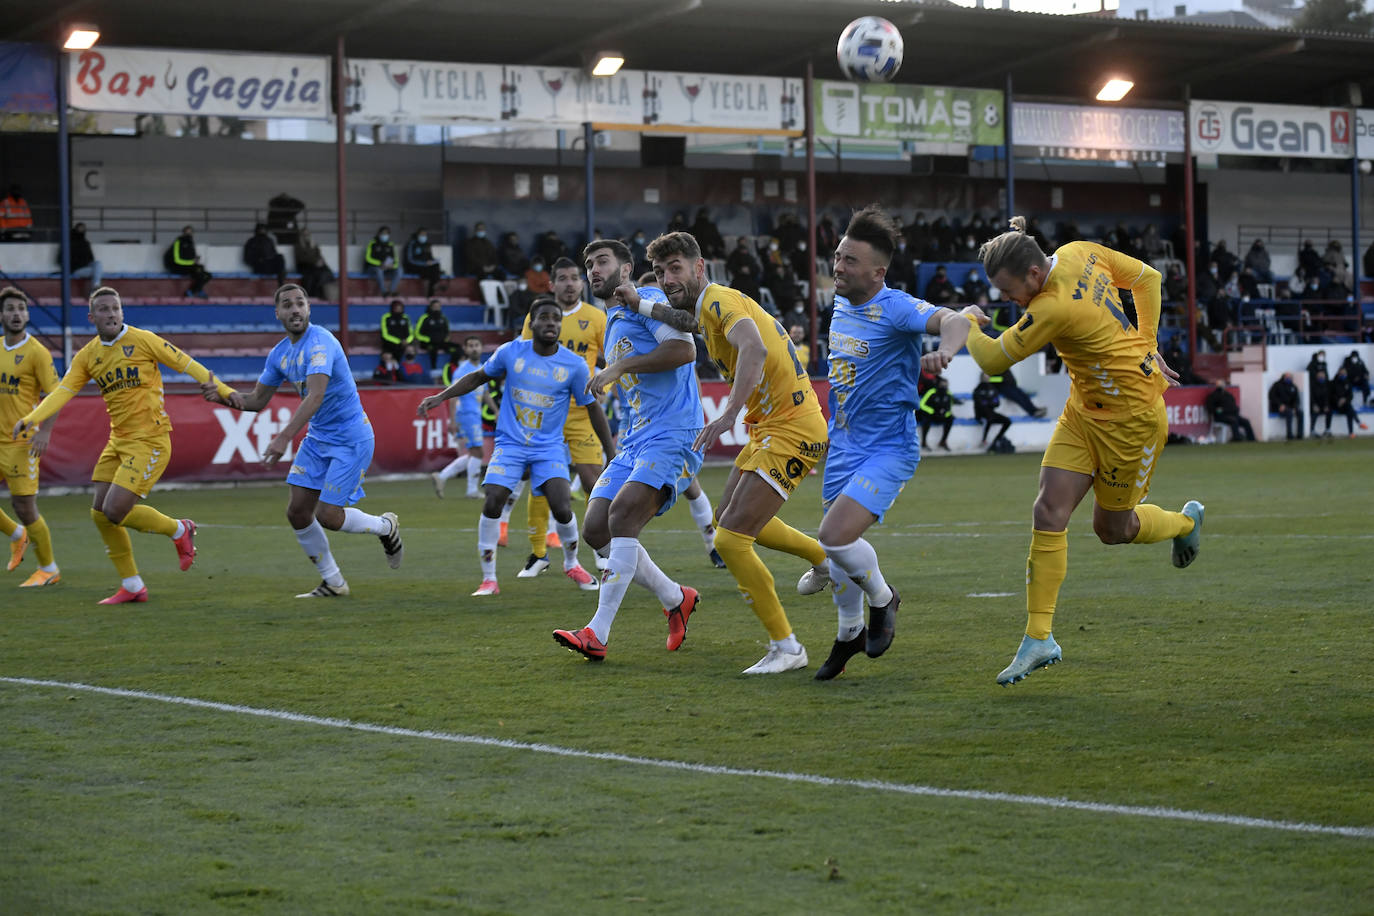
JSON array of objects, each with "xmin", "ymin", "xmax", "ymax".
[
  {"xmin": 0, "ymin": 287, "xmax": 62, "ymax": 586},
  {"xmin": 517, "ymin": 256, "xmax": 607, "ymax": 578},
  {"xmin": 636, "ymin": 230, "xmax": 831, "ymax": 674},
  {"xmin": 923, "ymin": 216, "xmax": 1204, "ymax": 686},
  {"xmin": 14, "ymin": 286, "xmax": 240, "ymax": 604}
]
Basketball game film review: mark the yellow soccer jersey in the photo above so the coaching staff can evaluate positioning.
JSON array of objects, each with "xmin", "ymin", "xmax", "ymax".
[
  {"xmin": 968, "ymin": 242, "xmax": 1166, "ymax": 420},
  {"xmin": 27, "ymin": 324, "xmax": 227, "ymax": 440},
  {"xmin": 694, "ymin": 283, "xmax": 819, "ymax": 425},
  {"xmin": 522, "ymin": 301, "xmax": 606, "ymax": 425},
  {"xmin": 1, "ymin": 333, "xmax": 61, "ymax": 445}
]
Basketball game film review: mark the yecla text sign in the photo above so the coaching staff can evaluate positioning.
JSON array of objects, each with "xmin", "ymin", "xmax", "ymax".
[
  {"xmin": 68, "ymin": 47, "xmax": 329, "ymax": 118},
  {"xmin": 1190, "ymin": 100, "xmax": 1353, "ymax": 159}
]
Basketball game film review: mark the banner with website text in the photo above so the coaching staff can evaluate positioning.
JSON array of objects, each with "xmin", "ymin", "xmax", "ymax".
[
  {"xmin": 347, "ymin": 58, "xmax": 804, "ymax": 133},
  {"xmin": 67, "ymin": 46, "xmax": 330, "ymax": 118},
  {"xmin": 1013, "ymin": 101, "xmax": 1184, "ymax": 163},
  {"xmin": 812, "ymin": 80, "xmax": 1003, "ymax": 144}
]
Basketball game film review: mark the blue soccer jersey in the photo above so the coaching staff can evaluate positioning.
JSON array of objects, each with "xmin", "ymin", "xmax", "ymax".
[
  {"xmin": 451, "ymin": 358, "xmax": 483, "ymax": 423},
  {"xmin": 605, "ymin": 287, "xmax": 703, "ymax": 446},
  {"xmin": 482, "ymin": 339, "xmax": 592, "ymax": 448},
  {"xmin": 260, "ymin": 324, "xmax": 371, "ymax": 445},
  {"xmin": 826, "ymin": 285, "xmax": 937, "ymax": 453}
]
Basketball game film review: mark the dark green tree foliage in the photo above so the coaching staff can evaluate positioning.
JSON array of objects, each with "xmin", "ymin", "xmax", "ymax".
[{"xmin": 1294, "ymin": 0, "xmax": 1374, "ymax": 35}]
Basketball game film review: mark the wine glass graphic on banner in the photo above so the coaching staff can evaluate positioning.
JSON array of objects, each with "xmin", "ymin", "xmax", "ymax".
[
  {"xmin": 380, "ymin": 62, "xmax": 414, "ymax": 114},
  {"xmin": 676, "ymin": 75, "xmax": 705, "ymax": 123},
  {"xmin": 537, "ymin": 70, "xmax": 569, "ymax": 119}
]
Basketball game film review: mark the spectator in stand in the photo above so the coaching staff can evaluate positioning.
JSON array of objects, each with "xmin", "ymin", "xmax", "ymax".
[
  {"xmin": 925, "ymin": 216, "xmax": 954, "ymax": 261},
  {"xmin": 505, "ymin": 279, "xmax": 536, "ymax": 334},
  {"xmin": 414, "ymin": 299, "xmax": 451, "ymax": 370},
  {"xmin": 496, "ymin": 231, "xmax": 527, "ymax": 279},
  {"xmin": 917, "ymin": 375, "xmax": 954, "ymax": 452},
  {"xmin": 68, "ymin": 222, "xmax": 102, "ymax": 290},
  {"xmin": 958, "ymin": 232, "xmax": 980, "ymax": 259},
  {"xmin": 667, "ymin": 210, "xmax": 689, "ymax": 233},
  {"xmin": 761, "ymin": 238, "xmax": 797, "ymax": 308},
  {"xmin": 782, "ymin": 298, "xmax": 807, "ymax": 334},
  {"xmin": 1268, "ymin": 372, "xmax": 1304, "ymax": 441},
  {"xmin": 1244, "ymin": 239, "xmax": 1272, "ymax": 284},
  {"xmin": 1323, "ymin": 240, "xmax": 1352, "ymax": 295},
  {"xmin": 1025, "ymin": 217, "xmax": 1051, "ymax": 254},
  {"xmin": 403, "ymin": 227, "xmax": 444, "ymax": 297},
  {"xmin": 1141, "ymin": 223, "xmax": 1165, "ymax": 260},
  {"xmin": 1330, "ymin": 366, "xmax": 1367, "ymax": 437},
  {"xmin": 775, "ymin": 211, "xmax": 805, "ymax": 252},
  {"xmin": 536, "ymin": 230, "xmax": 568, "ymax": 266},
  {"xmin": 1197, "ymin": 261, "xmax": 1229, "ymax": 349},
  {"xmin": 243, "ymin": 222, "xmax": 287, "ymax": 286},
  {"xmin": 165, "ymin": 225, "xmax": 212, "ymax": 299},
  {"xmin": 1211, "ymin": 239, "xmax": 1238, "ymax": 283},
  {"xmin": 0, "ymin": 185, "xmax": 33, "ymax": 241},
  {"xmin": 1237, "ymin": 265, "xmax": 1261, "ymax": 302},
  {"xmin": 886, "ymin": 235, "xmax": 915, "ymax": 291},
  {"xmin": 399, "ymin": 344, "xmax": 428, "ymax": 384},
  {"xmin": 524, "ymin": 257, "xmax": 551, "ymax": 295},
  {"xmin": 923, "ymin": 265, "xmax": 958, "ymax": 305},
  {"xmin": 788, "ymin": 239, "xmax": 811, "ymax": 280},
  {"xmin": 463, "ymin": 222, "xmax": 500, "ymax": 279},
  {"xmin": 380, "ymin": 299, "xmax": 411, "ymax": 361},
  {"xmin": 1204, "ymin": 379, "xmax": 1255, "ymax": 442},
  {"xmin": 365, "ymin": 226, "xmax": 399, "ymax": 296},
  {"xmin": 972, "ymin": 372, "xmax": 1012, "ymax": 448},
  {"xmin": 293, "ymin": 228, "xmax": 336, "ymax": 301},
  {"xmin": 961, "ymin": 267, "xmax": 989, "ymax": 304},
  {"xmin": 1310, "ymin": 367, "xmax": 1332, "ymax": 437},
  {"xmin": 788, "ymin": 324, "xmax": 811, "ymax": 373},
  {"xmin": 265, "ymin": 191, "xmax": 305, "ymax": 244},
  {"xmin": 990, "ymin": 364, "xmax": 1047, "ymax": 417},
  {"xmin": 628, "ymin": 229, "xmax": 650, "ymax": 277},
  {"xmin": 1164, "ymin": 262, "xmax": 1187, "ymax": 304},
  {"xmin": 816, "ymin": 214, "xmax": 839, "ymax": 260},
  {"xmin": 373, "ymin": 351, "xmax": 402, "ymax": 384},
  {"xmin": 1297, "ymin": 239, "xmax": 1324, "ymax": 285},
  {"xmin": 1163, "ymin": 340, "xmax": 1205, "ymax": 386},
  {"xmin": 903, "ymin": 211, "xmax": 930, "ymax": 257},
  {"xmin": 690, "ymin": 208, "xmax": 725, "ymax": 258},
  {"xmin": 1341, "ymin": 350, "xmax": 1369, "ymax": 406},
  {"xmin": 725, "ymin": 235, "xmax": 761, "ymax": 300}
]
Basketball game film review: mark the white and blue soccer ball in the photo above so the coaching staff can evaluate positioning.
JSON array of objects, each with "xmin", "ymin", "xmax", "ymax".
[{"xmin": 836, "ymin": 16, "xmax": 904, "ymax": 83}]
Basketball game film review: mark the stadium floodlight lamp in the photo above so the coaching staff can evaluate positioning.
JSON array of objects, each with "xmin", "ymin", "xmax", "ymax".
[
  {"xmin": 1096, "ymin": 78, "xmax": 1133, "ymax": 102},
  {"xmin": 63, "ymin": 26, "xmax": 101, "ymax": 50},
  {"xmin": 590, "ymin": 52, "xmax": 625, "ymax": 77}
]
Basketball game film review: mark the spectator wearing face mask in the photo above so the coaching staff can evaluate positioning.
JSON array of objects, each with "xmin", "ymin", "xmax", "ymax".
[
  {"xmin": 463, "ymin": 222, "xmax": 500, "ymax": 279},
  {"xmin": 524, "ymin": 258, "xmax": 551, "ymax": 295},
  {"xmin": 726, "ymin": 236, "xmax": 761, "ymax": 301},
  {"xmin": 365, "ymin": 226, "xmax": 399, "ymax": 295},
  {"xmin": 961, "ymin": 267, "xmax": 989, "ymax": 304},
  {"xmin": 497, "ymin": 231, "xmax": 527, "ymax": 279},
  {"xmin": 629, "ymin": 229, "xmax": 650, "ymax": 277},
  {"xmin": 404, "ymin": 227, "xmax": 444, "ymax": 297},
  {"xmin": 923, "ymin": 265, "xmax": 958, "ymax": 305},
  {"xmin": 886, "ymin": 236, "xmax": 915, "ymax": 291},
  {"xmin": 1244, "ymin": 239, "xmax": 1272, "ymax": 284}
]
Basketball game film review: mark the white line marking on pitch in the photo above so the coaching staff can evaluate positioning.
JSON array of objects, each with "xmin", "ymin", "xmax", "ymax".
[
  {"xmin": 4, "ymin": 676, "xmax": 1370, "ymax": 840},
  {"xmin": 967, "ymin": 592, "xmax": 1017, "ymax": 598}
]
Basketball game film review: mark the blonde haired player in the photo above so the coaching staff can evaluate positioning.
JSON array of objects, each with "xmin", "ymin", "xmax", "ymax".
[
  {"xmin": 923, "ymin": 216, "xmax": 1204, "ymax": 685},
  {"xmin": 0, "ymin": 287, "xmax": 62, "ymax": 586},
  {"xmin": 641, "ymin": 231, "xmax": 831, "ymax": 674},
  {"xmin": 14, "ymin": 286, "xmax": 239, "ymax": 604},
  {"xmin": 516, "ymin": 256, "xmax": 607, "ymax": 580}
]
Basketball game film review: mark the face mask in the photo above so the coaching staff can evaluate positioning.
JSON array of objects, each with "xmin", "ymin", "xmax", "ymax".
[
  {"xmin": 418, "ymin": 234, "xmax": 427, "ymax": 244},
  {"xmin": 533, "ymin": 263, "xmax": 544, "ymax": 271},
  {"xmin": 634, "ymin": 236, "xmax": 644, "ymax": 243},
  {"xmin": 1209, "ymin": 268, "xmax": 1217, "ymax": 276},
  {"xmin": 380, "ymin": 234, "xmax": 390, "ymax": 243},
  {"xmin": 769, "ymin": 243, "xmax": 779, "ymax": 252},
  {"xmin": 966, "ymin": 240, "xmax": 976, "ymax": 249},
  {"xmin": 517, "ymin": 281, "xmax": 528, "ymax": 291},
  {"xmin": 475, "ymin": 230, "xmax": 486, "ymax": 238},
  {"xmin": 797, "ymin": 243, "xmax": 806, "ymax": 252},
  {"xmin": 898, "ymin": 242, "xmax": 906, "ymax": 249},
  {"xmin": 916, "ymin": 219, "xmax": 925, "ymax": 226}
]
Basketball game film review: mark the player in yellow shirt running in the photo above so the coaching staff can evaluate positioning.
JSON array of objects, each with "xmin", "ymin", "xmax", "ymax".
[
  {"xmin": 14, "ymin": 286, "xmax": 241, "ymax": 604},
  {"xmin": 0, "ymin": 287, "xmax": 62, "ymax": 586},
  {"xmin": 923, "ymin": 217, "xmax": 1204, "ymax": 686},
  {"xmin": 638, "ymin": 231, "xmax": 831, "ymax": 674}
]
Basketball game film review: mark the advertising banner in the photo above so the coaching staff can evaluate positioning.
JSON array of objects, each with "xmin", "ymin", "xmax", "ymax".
[
  {"xmin": 813, "ymin": 80, "xmax": 1003, "ymax": 144},
  {"xmin": 1013, "ymin": 101, "xmax": 1183, "ymax": 162},
  {"xmin": 34, "ymin": 382, "xmax": 835, "ymax": 488},
  {"xmin": 348, "ymin": 58, "xmax": 804, "ymax": 133},
  {"xmin": 0, "ymin": 42, "xmax": 57, "ymax": 113},
  {"xmin": 67, "ymin": 46, "xmax": 329, "ymax": 118},
  {"xmin": 1358, "ymin": 108, "xmax": 1374, "ymax": 160},
  {"xmin": 1164, "ymin": 385, "xmax": 1234, "ymax": 440},
  {"xmin": 1190, "ymin": 100, "xmax": 1354, "ymax": 159}
]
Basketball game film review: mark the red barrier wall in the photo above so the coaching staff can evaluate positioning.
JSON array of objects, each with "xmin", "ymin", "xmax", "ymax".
[{"xmin": 1163, "ymin": 384, "xmax": 1236, "ymax": 440}]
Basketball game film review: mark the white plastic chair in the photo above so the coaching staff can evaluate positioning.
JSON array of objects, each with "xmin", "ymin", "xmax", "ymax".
[{"xmin": 479, "ymin": 279, "xmax": 509, "ymax": 327}]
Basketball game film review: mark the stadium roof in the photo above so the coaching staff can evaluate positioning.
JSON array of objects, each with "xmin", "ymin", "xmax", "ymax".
[{"xmin": 6, "ymin": 0, "xmax": 1374, "ymax": 108}]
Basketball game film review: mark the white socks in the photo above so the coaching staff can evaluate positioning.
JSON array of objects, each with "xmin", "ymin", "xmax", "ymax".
[
  {"xmin": 477, "ymin": 514, "xmax": 501, "ymax": 580},
  {"xmin": 633, "ymin": 545, "xmax": 682, "ymax": 609},
  {"xmin": 773, "ymin": 633, "xmax": 803, "ymax": 654},
  {"xmin": 821, "ymin": 537, "xmax": 893, "ymax": 608},
  {"xmin": 829, "ymin": 558, "xmax": 866, "ymax": 641},
  {"xmin": 553, "ymin": 515, "xmax": 581, "ymax": 569},
  {"xmin": 294, "ymin": 520, "xmax": 343, "ymax": 587},
  {"xmin": 438, "ymin": 454, "xmax": 470, "ymax": 481},
  {"xmin": 686, "ymin": 489, "xmax": 715, "ymax": 547},
  {"xmin": 588, "ymin": 536, "xmax": 639, "ymax": 642},
  {"xmin": 500, "ymin": 481, "xmax": 526, "ymax": 523},
  {"xmin": 9, "ymin": 526, "xmax": 24, "ymax": 542},
  {"xmin": 340, "ymin": 507, "xmax": 393, "ymax": 536},
  {"xmin": 172, "ymin": 520, "xmax": 186, "ymax": 539},
  {"xmin": 122, "ymin": 575, "xmax": 146, "ymax": 593}
]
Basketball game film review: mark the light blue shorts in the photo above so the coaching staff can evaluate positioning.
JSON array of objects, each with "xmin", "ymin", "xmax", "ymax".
[
  {"xmin": 821, "ymin": 444, "xmax": 919, "ymax": 523},
  {"xmin": 287, "ymin": 435, "xmax": 373, "ymax": 507},
  {"xmin": 453, "ymin": 411, "xmax": 485, "ymax": 449},
  {"xmin": 590, "ymin": 429, "xmax": 702, "ymax": 517},
  {"xmin": 483, "ymin": 440, "xmax": 569, "ymax": 494}
]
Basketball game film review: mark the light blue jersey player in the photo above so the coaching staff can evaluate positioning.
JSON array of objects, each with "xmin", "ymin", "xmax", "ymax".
[
  {"xmin": 800, "ymin": 208, "xmax": 961, "ymax": 681},
  {"xmin": 203, "ymin": 284, "xmax": 403, "ymax": 598},
  {"xmin": 418, "ymin": 297, "xmax": 615, "ymax": 597},
  {"xmin": 431, "ymin": 336, "xmax": 489, "ymax": 499},
  {"xmin": 552, "ymin": 241, "xmax": 707, "ymax": 663}
]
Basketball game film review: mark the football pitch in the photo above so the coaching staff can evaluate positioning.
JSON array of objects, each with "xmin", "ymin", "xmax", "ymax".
[{"xmin": 3, "ymin": 438, "xmax": 1372, "ymax": 913}]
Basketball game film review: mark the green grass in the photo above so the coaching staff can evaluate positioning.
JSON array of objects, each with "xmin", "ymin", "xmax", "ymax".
[{"xmin": 3, "ymin": 439, "xmax": 1373, "ymax": 913}]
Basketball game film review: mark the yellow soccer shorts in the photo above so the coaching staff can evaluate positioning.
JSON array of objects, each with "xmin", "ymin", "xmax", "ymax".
[
  {"xmin": 563, "ymin": 408, "xmax": 605, "ymax": 466},
  {"xmin": 0, "ymin": 441, "xmax": 41, "ymax": 497},
  {"xmin": 736, "ymin": 408, "xmax": 829, "ymax": 500},
  {"xmin": 1042, "ymin": 398, "xmax": 1168, "ymax": 512},
  {"xmin": 92, "ymin": 434, "xmax": 172, "ymax": 498}
]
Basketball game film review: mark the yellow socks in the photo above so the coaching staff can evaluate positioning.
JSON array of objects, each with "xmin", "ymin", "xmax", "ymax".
[
  {"xmin": 121, "ymin": 504, "xmax": 179, "ymax": 537},
  {"xmin": 0, "ymin": 507, "xmax": 16, "ymax": 537},
  {"xmin": 1026, "ymin": 528, "xmax": 1067, "ymax": 640},
  {"xmin": 527, "ymin": 493, "xmax": 549, "ymax": 559},
  {"xmin": 91, "ymin": 508, "xmax": 138, "ymax": 578},
  {"xmin": 713, "ymin": 526, "xmax": 792, "ymax": 640},
  {"xmin": 755, "ymin": 516, "xmax": 827, "ymax": 566},
  {"xmin": 1131, "ymin": 502, "xmax": 1194, "ymax": 544},
  {"xmin": 26, "ymin": 516, "xmax": 55, "ymax": 567}
]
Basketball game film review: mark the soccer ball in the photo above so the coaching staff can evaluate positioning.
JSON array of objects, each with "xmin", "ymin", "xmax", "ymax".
[{"xmin": 836, "ymin": 16, "xmax": 904, "ymax": 83}]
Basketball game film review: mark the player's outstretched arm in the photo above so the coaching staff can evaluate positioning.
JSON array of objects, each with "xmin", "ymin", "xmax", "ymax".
[
  {"xmin": 919, "ymin": 307, "xmax": 977, "ymax": 374},
  {"xmin": 199, "ymin": 373, "xmax": 251, "ymax": 410},
  {"xmin": 586, "ymin": 339, "xmax": 695, "ymax": 396},
  {"xmin": 417, "ymin": 368, "xmax": 490, "ymax": 417}
]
